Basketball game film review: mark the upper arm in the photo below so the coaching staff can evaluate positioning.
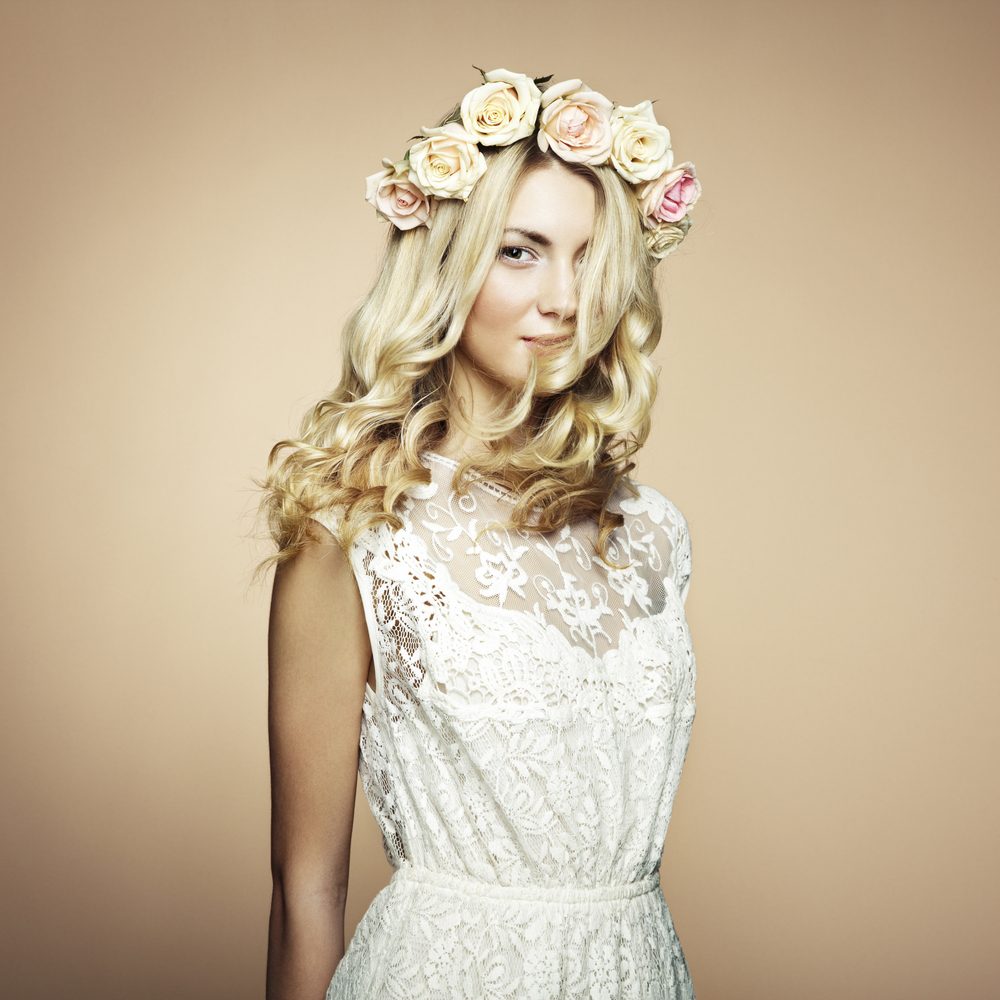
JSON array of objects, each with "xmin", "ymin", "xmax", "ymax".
[{"xmin": 267, "ymin": 518, "xmax": 372, "ymax": 899}]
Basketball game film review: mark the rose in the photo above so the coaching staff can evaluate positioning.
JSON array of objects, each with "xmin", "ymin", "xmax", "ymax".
[
  {"xmin": 644, "ymin": 217, "xmax": 691, "ymax": 261},
  {"xmin": 636, "ymin": 161, "xmax": 701, "ymax": 226},
  {"xmin": 609, "ymin": 100, "xmax": 673, "ymax": 183},
  {"xmin": 536, "ymin": 78, "xmax": 613, "ymax": 165},
  {"xmin": 364, "ymin": 157, "xmax": 435, "ymax": 230},
  {"xmin": 460, "ymin": 68, "xmax": 541, "ymax": 146},
  {"xmin": 406, "ymin": 122, "xmax": 488, "ymax": 201}
]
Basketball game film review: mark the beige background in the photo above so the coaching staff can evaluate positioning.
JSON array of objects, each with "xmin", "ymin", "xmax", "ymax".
[{"xmin": 2, "ymin": 1, "xmax": 997, "ymax": 997}]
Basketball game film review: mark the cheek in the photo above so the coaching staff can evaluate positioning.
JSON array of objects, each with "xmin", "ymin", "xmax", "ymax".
[{"xmin": 468, "ymin": 267, "xmax": 532, "ymax": 335}]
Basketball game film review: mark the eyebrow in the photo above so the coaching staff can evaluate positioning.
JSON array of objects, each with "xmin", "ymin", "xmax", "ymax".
[{"xmin": 503, "ymin": 227, "xmax": 589, "ymax": 252}]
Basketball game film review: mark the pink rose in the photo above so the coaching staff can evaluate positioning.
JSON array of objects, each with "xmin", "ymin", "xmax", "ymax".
[
  {"xmin": 536, "ymin": 78, "xmax": 613, "ymax": 165},
  {"xmin": 636, "ymin": 161, "xmax": 701, "ymax": 226},
  {"xmin": 365, "ymin": 157, "xmax": 434, "ymax": 230}
]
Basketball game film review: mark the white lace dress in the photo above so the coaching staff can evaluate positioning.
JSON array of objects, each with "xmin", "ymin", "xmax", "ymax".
[{"xmin": 309, "ymin": 451, "xmax": 698, "ymax": 999}]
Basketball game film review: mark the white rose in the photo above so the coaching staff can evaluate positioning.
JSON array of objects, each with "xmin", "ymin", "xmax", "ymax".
[
  {"xmin": 460, "ymin": 68, "xmax": 541, "ymax": 146},
  {"xmin": 407, "ymin": 122, "xmax": 488, "ymax": 201},
  {"xmin": 609, "ymin": 100, "xmax": 673, "ymax": 183}
]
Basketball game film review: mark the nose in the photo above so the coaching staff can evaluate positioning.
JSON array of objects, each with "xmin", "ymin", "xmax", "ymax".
[{"xmin": 537, "ymin": 258, "xmax": 577, "ymax": 325}]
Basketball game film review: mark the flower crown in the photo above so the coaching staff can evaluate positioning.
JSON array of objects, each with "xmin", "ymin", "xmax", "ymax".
[{"xmin": 364, "ymin": 66, "xmax": 702, "ymax": 262}]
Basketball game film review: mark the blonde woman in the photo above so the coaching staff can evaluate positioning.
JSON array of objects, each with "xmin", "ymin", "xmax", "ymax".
[{"xmin": 256, "ymin": 69, "xmax": 702, "ymax": 1000}]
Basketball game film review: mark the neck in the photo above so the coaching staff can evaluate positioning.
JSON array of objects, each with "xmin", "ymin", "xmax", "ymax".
[{"xmin": 437, "ymin": 351, "xmax": 530, "ymax": 461}]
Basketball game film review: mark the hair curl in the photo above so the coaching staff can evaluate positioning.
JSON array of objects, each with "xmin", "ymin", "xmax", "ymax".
[{"xmin": 250, "ymin": 112, "xmax": 691, "ymax": 586}]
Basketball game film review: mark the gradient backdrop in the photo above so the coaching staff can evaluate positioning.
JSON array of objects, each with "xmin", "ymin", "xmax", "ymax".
[{"xmin": 2, "ymin": 1, "xmax": 998, "ymax": 998}]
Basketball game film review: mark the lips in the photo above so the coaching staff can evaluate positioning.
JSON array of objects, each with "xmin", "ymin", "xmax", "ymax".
[{"xmin": 522, "ymin": 334, "xmax": 573, "ymax": 345}]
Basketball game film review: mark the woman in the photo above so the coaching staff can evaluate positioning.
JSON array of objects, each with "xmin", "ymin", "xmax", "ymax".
[{"xmin": 256, "ymin": 68, "xmax": 702, "ymax": 999}]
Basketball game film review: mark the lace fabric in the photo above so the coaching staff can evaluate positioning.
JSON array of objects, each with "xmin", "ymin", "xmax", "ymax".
[{"xmin": 309, "ymin": 452, "xmax": 697, "ymax": 998}]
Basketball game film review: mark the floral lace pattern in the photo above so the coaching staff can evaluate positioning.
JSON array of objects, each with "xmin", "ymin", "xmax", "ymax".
[{"xmin": 310, "ymin": 452, "xmax": 697, "ymax": 998}]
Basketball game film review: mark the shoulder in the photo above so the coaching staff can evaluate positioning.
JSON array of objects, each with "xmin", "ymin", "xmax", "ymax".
[
  {"xmin": 614, "ymin": 476, "xmax": 689, "ymax": 537},
  {"xmin": 270, "ymin": 513, "xmax": 368, "ymax": 662},
  {"xmin": 306, "ymin": 503, "xmax": 346, "ymax": 542},
  {"xmin": 615, "ymin": 476, "xmax": 693, "ymax": 603}
]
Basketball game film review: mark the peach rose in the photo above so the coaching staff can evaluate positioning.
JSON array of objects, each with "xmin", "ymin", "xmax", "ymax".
[
  {"xmin": 460, "ymin": 68, "xmax": 541, "ymax": 146},
  {"xmin": 407, "ymin": 122, "xmax": 488, "ymax": 201},
  {"xmin": 636, "ymin": 161, "xmax": 701, "ymax": 226},
  {"xmin": 365, "ymin": 157, "xmax": 435, "ymax": 230},
  {"xmin": 609, "ymin": 100, "xmax": 673, "ymax": 183},
  {"xmin": 536, "ymin": 78, "xmax": 613, "ymax": 165}
]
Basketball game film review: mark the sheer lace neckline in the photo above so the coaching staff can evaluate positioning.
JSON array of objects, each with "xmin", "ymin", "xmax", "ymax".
[
  {"xmin": 419, "ymin": 451, "xmax": 628, "ymax": 521},
  {"xmin": 420, "ymin": 450, "xmax": 463, "ymax": 469},
  {"xmin": 419, "ymin": 450, "xmax": 522, "ymax": 506}
]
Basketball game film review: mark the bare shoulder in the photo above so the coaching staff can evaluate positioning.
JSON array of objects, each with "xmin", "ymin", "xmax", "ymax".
[
  {"xmin": 269, "ymin": 515, "xmax": 370, "ymax": 680},
  {"xmin": 270, "ymin": 517, "xmax": 358, "ymax": 619}
]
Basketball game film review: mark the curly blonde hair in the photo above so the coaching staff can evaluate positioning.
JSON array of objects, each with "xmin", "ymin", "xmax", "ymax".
[{"xmin": 250, "ymin": 130, "xmax": 690, "ymax": 585}]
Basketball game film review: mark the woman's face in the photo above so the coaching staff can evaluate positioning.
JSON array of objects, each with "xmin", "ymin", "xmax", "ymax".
[{"xmin": 457, "ymin": 164, "xmax": 596, "ymax": 398}]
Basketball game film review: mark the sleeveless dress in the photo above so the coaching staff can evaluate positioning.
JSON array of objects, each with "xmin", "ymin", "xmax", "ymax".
[{"xmin": 309, "ymin": 451, "xmax": 698, "ymax": 999}]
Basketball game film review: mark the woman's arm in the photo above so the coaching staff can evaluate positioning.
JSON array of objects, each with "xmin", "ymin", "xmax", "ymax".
[{"xmin": 265, "ymin": 521, "xmax": 372, "ymax": 1000}]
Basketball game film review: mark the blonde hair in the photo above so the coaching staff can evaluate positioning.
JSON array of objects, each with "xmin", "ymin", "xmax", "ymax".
[{"xmin": 251, "ymin": 131, "xmax": 689, "ymax": 584}]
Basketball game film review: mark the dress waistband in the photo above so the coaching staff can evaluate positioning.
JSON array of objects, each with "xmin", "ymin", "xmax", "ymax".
[{"xmin": 391, "ymin": 862, "xmax": 661, "ymax": 905}]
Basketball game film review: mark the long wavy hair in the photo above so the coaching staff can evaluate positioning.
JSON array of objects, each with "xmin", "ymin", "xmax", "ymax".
[{"xmin": 251, "ymin": 124, "xmax": 689, "ymax": 585}]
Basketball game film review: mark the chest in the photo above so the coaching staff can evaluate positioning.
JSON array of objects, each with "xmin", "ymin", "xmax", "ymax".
[{"xmin": 358, "ymin": 509, "xmax": 693, "ymax": 726}]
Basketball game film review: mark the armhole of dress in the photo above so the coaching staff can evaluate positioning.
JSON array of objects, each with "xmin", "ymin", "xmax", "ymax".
[
  {"xmin": 307, "ymin": 510, "xmax": 386, "ymax": 700},
  {"xmin": 352, "ymin": 546, "xmax": 386, "ymax": 700}
]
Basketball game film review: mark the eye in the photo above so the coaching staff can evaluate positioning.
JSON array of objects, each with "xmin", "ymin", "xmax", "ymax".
[{"xmin": 497, "ymin": 245, "xmax": 536, "ymax": 264}]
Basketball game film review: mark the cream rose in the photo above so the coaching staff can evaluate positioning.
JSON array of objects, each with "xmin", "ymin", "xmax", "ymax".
[
  {"xmin": 536, "ymin": 78, "xmax": 613, "ymax": 165},
  {"xmin": 644, "ymin": 217, "xmax": 691, "ymax": 261},
  {"xmin": 365, "ymin": 156, "xmax": 435, "ymax": 230},
  {"xmin": 610, "ymin": 100, "xmax": 673, "ymax": 183},
  {"xmin": 407, "ymin": 122, "xmax": 488, "ymax": 201},
  {"xmin": 460, "ymin": 68, "xmax": 541, "ymax": 146},
  {"xmin": 636, "ymin": 161, "xmax": 701, "ymax": 227}
]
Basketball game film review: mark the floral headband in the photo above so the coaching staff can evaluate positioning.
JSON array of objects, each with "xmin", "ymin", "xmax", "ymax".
[{"xmin": 364, "ymin": 66, "xmax": 702, "ymax": 261}]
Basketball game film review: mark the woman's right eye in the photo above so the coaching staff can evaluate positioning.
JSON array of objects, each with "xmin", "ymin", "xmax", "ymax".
[{"xmin": 498, "ymin": 245, "xmax": 535, "ymax": 264}]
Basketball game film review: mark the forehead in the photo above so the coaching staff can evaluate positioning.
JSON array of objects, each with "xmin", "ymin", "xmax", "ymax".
[{"xmin": 505, "ymin": 166, "xmax": 596, "ymax": 242}]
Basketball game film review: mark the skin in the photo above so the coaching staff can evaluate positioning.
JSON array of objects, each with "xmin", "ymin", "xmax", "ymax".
[
  {"xmin": 439, "ymin": 162, "xmax": 597, "ymax": 459},
  {"xmin": 266, "ymin": 526, "xmax": 373, "ymax": 999}
]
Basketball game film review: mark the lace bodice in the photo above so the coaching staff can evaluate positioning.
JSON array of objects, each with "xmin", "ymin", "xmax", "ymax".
[{"xmin": 310, "ymin": 451, "xmax": 697, "ymax": 998}]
